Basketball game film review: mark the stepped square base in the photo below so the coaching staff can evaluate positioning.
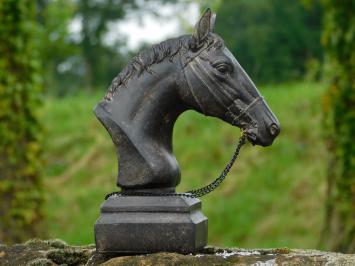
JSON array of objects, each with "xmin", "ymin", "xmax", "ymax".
[{"xmin": 94, "ymin": 195, "xmax": 208, "ymax": 254}]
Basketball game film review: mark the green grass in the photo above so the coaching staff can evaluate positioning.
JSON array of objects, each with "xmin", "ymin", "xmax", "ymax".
[{"xmin": 43, "ymin": 81, "xmax": 327, "ymax": 249}]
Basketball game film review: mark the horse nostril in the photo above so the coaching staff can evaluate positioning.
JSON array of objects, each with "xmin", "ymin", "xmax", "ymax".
[{"xmin": 269, "ymin": 123, "xmax": 280, "ymax": 136}]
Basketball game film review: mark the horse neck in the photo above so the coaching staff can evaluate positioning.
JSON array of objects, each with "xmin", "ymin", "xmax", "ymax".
[
  {"xmin": 95, "ymin": 58, "xmax": 187, "ymax": 190},
  {"xmin": 111, "ymin": 60, "xmax": 186, "ymax": 149}
]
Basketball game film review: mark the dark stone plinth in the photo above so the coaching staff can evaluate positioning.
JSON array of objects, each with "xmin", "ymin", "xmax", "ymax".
[{"xmin": 94, "ymin": 196, "xmax": 208, "ymax": 254}]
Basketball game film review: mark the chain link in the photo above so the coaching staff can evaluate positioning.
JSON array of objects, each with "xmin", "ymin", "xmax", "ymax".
[{"xmin": 105, "ymin": 134, "xmax": 247, "ymax": 200}]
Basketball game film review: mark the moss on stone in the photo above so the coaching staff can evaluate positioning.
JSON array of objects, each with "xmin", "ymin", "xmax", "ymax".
[
  {"xmin": 27, "ymin": 258, "xmax": 54, "ymax": 266},
  {"xmin": 46, "ymin": 248, "xmax": 92, "ymax": 266},
  {"xmin": 273, "ymin": 247, "xmax": 291, "ymax": 254},
  {"xmin": 0, "ymin": 240, "xmax": 354, "ymax": 266},
  {"xmin": 46, "ymin": 239, "xmax": 68, "ymax": 249}
]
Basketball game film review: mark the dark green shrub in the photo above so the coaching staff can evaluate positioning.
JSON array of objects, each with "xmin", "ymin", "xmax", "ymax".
[
  {"xmin": 0, "ymin": 0, "xmax": 45, "ymax": 243},
  {"xmin": 321, "ymin": 0, "xmax": 355, "ymax": 253}
]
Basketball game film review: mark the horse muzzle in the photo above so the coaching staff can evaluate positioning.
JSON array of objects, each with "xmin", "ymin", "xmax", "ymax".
[
  {"xmin": 244, "ymin": 103, "xmax": 280, "ymax": 147},
  {"xmin": 225, "ymin": 96, "xmax": 280, "ymax": 147},
  {"xmin": 244, "ymin": 121, "xmax": 280, "ymax": 146}
]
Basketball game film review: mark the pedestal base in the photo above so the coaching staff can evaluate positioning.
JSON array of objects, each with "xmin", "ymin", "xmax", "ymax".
[{"xmin": 94, "ymin": 196, "xmax": 208, "ymax": 254}]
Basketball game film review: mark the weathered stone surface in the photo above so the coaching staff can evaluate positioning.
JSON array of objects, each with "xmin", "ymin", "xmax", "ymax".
[
  {"xmin": 0, "ymin": 239, "xmax": 95, "ymax": 266},
  {"xmin": 0, "ymin": 239, "xmax": 354, "ymax": 266}
]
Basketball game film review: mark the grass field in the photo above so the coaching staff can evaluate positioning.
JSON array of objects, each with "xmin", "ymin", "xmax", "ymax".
[{"xmin": 43, "ymin": 81, "xmax": 327, "ymax": 249}]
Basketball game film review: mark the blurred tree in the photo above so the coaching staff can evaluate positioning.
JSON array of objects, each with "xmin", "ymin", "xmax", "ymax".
[
  {"xmin": 37, "ymin": 0, "xmax": 81, "ymax": 96},
  {"xmin": 321, "ymin": 0, "xmax": 354, "ymax": 253},
  {"xmin": 75, "ymin": 0, "xmax": 178, "ymax": 90},
  {"xmin": 214, "ymin": 0, "xmax": 323, "ymax": 83},
  {"xmin": 77, "ymin": 0, "xmax": 136, "ymax": 89},
  {"xmin": 0, "ymin": 0, "xmax": 45, "ymax": 242},
  {"xmin": 34, "ymin": 0, "xmax": 134, "ymax": 95},
  {"xmin": 37, "ymin": 0, "xmax": 176, "ymax": 95}
]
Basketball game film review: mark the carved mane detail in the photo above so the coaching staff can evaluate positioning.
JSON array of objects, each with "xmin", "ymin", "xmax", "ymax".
[{"xmin": 104, "ymin": 34, "xmax": 223, "ymax": 101}]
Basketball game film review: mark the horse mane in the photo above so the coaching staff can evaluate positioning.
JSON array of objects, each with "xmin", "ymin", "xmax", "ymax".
[{"xmin": 104, "ymin": 34, "xmax": 224, "ymax": 101}]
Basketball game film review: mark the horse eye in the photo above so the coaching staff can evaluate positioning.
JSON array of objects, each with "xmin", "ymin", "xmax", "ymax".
[{"xmin": 214, "ymin": 63, "xmax": 231, "ymax": 74}]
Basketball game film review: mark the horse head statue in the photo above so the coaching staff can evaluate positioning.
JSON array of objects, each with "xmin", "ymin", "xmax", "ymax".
[{"xmin": 95, "ymin": 9, "xmax": 280, "ymax": 193}]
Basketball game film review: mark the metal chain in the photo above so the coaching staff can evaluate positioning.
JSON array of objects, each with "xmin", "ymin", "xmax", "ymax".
[{"xmin": 105, "ymin": 134, "xmax": 247, "ymax": 200}]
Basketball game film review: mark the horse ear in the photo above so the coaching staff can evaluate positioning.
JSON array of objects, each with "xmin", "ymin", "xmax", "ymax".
[
  {"xmin": 191, "ymin": 8, "xmax": 212, "ymax": 50},
  {"xmin": 210, "ymin": 13, "xmax": 216, "ymax": 32}
]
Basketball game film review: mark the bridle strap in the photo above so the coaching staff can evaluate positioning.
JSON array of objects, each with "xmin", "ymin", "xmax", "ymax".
[
  {"xmin": 245, "ymin": 96, "xmax": 264, "ymax": 112},
  {"xmin": 181, "ymin": 50, "xmax": 260, "ymax": 127},
  {"xmin": 227, "ymin": 96, "xmax": 263, "ymax": 126},
  {"xmin": 180, "ymin": 45, "xmax": 216, "ymax": 115},
  {"xmin": 183, "ymin": 65, "xmax": 207, "ymax": 115},
  {"xmin": 181, "ymin": 50, "xmax": 232, "ymax": 115},
  {"xmin": 188, "ymin": 61, "xmax": 227, "ymax": 109}
]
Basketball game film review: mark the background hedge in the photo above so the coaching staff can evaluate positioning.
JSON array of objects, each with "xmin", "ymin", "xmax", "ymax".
[
  {"xmin": 321, "ymin": 0, "xmax": 355, "ymax": 253},
  {"xmin": 0, "ymin": 0, "xmax": 45, "ymax": 243}
]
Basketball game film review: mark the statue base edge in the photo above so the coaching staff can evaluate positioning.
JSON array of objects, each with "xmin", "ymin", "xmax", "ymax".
[{"xmin": 94, "ymin": 195, "xmax": 208, "ymax": 254}]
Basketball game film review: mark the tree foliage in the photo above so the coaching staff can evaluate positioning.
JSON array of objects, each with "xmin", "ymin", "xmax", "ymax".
[
  {"xmin": 214, "ymin": 0, "xmax": 323, "ymax": 83},
  {"xmin": 38, "ymin": 0, "xmax": 175, "ymax": 95},
  {"xmin": 35, "ymin": 0, "xmax": 134, "ymax": 95},
  {"xmin": 0, "ymin": 0, "xmax": 45, "ymax": 242},
  {"xmin": 321, "ymin": 0, "xmax": 354, "ymax": 253},
  {"xmin": 77, "ymin": 0, "xmax": 136, "ymax": 89},
  {"xmin": 37, "ymin": 0, "xmax": 80, "ymax": 96}
]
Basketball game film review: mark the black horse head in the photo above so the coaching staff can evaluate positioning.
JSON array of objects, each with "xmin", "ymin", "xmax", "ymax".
[
  {"xmin": 96, "ymin": 9, "xmax": 280, "ymax": 191},
  {"xmin": 178, "ymin": 9, "xmax": 280, "ymax": 146}
]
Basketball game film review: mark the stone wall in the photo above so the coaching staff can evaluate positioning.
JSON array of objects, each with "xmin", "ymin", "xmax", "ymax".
[{"xmin": 0, "ymin": 239, "xmax": 354, "ymax": 265}]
